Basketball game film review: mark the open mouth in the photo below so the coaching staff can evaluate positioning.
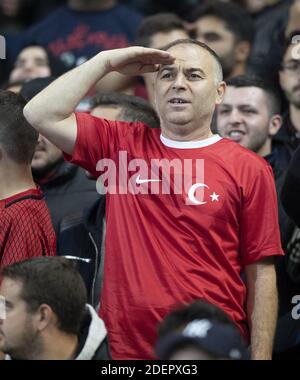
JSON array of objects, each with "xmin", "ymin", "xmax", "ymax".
[
  {"xmin": 168, "ymin": 98, "xmax": 190, "ymax": 104},
  {"xmin": 227, "ymin": 130, "xmax": 246, "ymax": 141}
]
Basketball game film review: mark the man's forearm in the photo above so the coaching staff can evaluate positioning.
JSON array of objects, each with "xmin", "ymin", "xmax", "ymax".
[
  {"xmin": 246, "ymin": 261, "xmax": 278, "ymax": 360},
  {"xmin": 24, "ymin": 51, "xmax": 111, "ymax": 128}
]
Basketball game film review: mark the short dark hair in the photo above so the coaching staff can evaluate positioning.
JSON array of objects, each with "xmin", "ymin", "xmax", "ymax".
[
  {"xmin": 189, "ymin": 0, "xmax": 255, "ymax": 44},
  {"xmin": 90, "ymin": 92, "xmax": 160, "ymax": 128},
  {"xmin": 0, "ymin": 90, "xmax": 38, "ymax": 164},
  {"xmin": 160, "ymin": 38, "xmax": 223, "ymax": 82},
  {"xmin": 158, "ymin": 300, "xmax": 233, "ymax": 338},
  {"xmin": 1, "ymin": 257, "xmax": 87, "ymax": 335},
  {"xmin": 226, "ymin": 75, "xmax": 281, "ymax": 115},
  {"xmin": 136, "ymin": 13, "xmax": 186, "ymax": 47}
]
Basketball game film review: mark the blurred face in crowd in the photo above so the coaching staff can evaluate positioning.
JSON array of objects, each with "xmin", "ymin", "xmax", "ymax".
[
  {"xmin": 31, "ymin": 134, "xmax": 62, "ymax": 178},
  {"xmin": 193, "ymin": 16, "xmax": 236, "ymax": 78},
  {"xmin": 217, "ymin": 86, "xmax": 282, "ymax": 156},
  {"xmin": 279, "ymin": 43, "xmax": 300, "ymax": 109},
  {"xmin": 154, "ymin": 43, "xmax": 225, "ymax": 136},
  {"xmin": 150, "ymin": 29, "xmax": 189, "ymax": 50},
  {"xmin": 0, "ymin": 278, "xmax": 41, "ymax": 359},
  {"xmin": 9, "ymin": 47, "xmax": 51, "ymax": 83}
]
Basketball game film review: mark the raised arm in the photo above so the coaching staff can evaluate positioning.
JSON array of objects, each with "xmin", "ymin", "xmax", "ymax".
[{"xmin": 23, "ymin": 47, "xmax": 174, "ymax": 155}]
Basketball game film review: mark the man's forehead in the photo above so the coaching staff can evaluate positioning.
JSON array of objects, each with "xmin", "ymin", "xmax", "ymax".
[
  {"xmin": 159, "ymin": 47, "xmax": 212, "ymax": 72},
  {"xmin": 167, "ymin": 42, "xmax": 211, "ymax": 55},
  {"xmin": 0, "ymin": 278, "xmax": 23, "ymax": 299},
  {"xmin": 223, "ymin": 86, "xmax": 265, "ymax": 104},
  {"xmin": 159, "ymin": 57, "xmax": 205, "ymax": 70}
]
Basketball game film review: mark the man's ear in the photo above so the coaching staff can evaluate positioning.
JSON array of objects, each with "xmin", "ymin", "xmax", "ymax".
[
  {"xmin": 234, "ymin": 41, "xmax": 251, "ymax": 64},
  {"xmin": 216, "ymin": 81, "xmax": 226, "ymax": 105},
  {"xmin": 268, "ymin": 114, "xmax": 282, "ymax": 136},
  {"xmin": 35, "ymin": 304, "xmax": 54, "ymax": 332}
]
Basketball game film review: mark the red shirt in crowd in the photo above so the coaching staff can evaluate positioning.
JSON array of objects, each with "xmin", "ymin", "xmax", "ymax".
[
  {"xmin": 64, "ymin": 112, "xmax": 284, "ymax": 360},
  {"xmin": 0, "ymin": 188, "xmax": 56, "ymax": 268}
]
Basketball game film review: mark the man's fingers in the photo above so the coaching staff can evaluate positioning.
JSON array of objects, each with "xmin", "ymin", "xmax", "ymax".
[
  {"xmin": 139, "ymin": 51, "xmax": 175, "ymax": 65},
  {"xmin": 139, "ymin": 64, "xmax": 160, "ymax": 74}
]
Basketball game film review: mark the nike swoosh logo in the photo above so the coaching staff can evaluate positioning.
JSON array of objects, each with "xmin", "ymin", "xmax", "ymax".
[{"xmin": 136, "ymin": 174, "xmax": 161, "ymax": 185}]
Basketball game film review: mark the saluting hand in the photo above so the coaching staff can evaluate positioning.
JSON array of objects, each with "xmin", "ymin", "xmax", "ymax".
[{"xmin": 103, "ymin": 46, "xmax": 175, "ymax": 76}]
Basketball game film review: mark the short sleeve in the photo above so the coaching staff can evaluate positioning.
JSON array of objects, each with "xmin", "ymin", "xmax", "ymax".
[
  {"xmin": 63, "ymin": 112, "xmax": 134, "ymax": 178},
  {"xmin": 240, "ymin": 164, "xmax": 284, "ymax": 265}
]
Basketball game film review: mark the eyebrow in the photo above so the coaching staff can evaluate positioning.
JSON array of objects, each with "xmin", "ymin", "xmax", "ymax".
[
  {"xmin": 159, "ymin": 66, "xmax": 206, "ymax": 76},
  {"xmin": 219, "ymin": 103, "xmax": 258, "ymax": 110}
]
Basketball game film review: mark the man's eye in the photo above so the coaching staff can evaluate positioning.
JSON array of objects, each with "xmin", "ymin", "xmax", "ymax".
[
  {"xmin": 189, "ymin": 73, "xmax": 201, "ymax": 79},
  {"xmin": 219, "ymin": 109, "xmax": 230, "ymax": 114},
  {"xmin": 161, "ymin": 73, "xmax": 172, "ymax": 79},
  {"xmin": 203, "ymin": 33, "xmax": 221, "ymax": 42}
]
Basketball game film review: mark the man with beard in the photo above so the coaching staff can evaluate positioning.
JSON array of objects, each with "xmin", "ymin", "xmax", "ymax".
[
  {"xmin": 276, "ymin": 33, "xmax": 300, "ymax": 151},
  {"xmin": 0, "ymin": 257, "xmax": 110, "ymax": 360},
  {"xmin": 21, "ymin": 77, "xmax": 100, "ymax": 233},
  {"xmin": 188, "ymin": 1, "xmax": 254, "ymax": 80},
  {"xmin": 216, "ymin": 75, "xmax": 300, "ymax": 356}
]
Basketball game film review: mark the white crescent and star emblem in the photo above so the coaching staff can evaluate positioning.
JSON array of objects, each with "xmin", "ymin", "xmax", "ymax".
[{"xmin": 187, "ymin": 184, "xmax": 220, "ymax": 205}]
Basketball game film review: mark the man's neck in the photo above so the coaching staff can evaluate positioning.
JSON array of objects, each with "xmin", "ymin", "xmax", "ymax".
[
  {"xmin": 258, "ymin": 139, "xmax": 272, "ymax": 157},
  {"xmin": 32, "ymin": 333, "xmax": 79, "ymax": 360},
  {"xmin": 161, "ymin": 119, "xmax": 214, "ymax": 142},
  {"xmin": 68, "ymin": 0, "xmax": 116, "ymax": 11},
  {"xmin": 290, "ymin": 104, "xmax": 300, "ymax": 132},
  {"xmin": 0, "ymin": 163, "xmax": 36, "ymax": 200}
]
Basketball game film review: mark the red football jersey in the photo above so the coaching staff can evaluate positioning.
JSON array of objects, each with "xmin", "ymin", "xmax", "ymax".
[
  {"xmin": 0, "ymin": 188, "xmax": 56, "ymax": 268},
  {"xmin": 64, "ymin": 112, "xmax": 284, "ymax": 359}
]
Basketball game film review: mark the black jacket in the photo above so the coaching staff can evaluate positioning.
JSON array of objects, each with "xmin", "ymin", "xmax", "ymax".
[
  {"xmin": 247, "ymin": 0, "xmax": 292, "ymax": 82},
  {"xmin": 35, "ymin": 160, "xmax": 99, "ymax": 233},
  {"xmin": 281, "ymin": 144, "xmax": 300, "ymax": 228},
  {"xmin": 57, "ymin": 197, "xmax": 106, "ymax": 307},
  {"xmin": 273, "ymin": 113, "xmax": 300, "ymax": 153},
  {"xmin": 75, "ymin": 304, "xmax": 111, "ymax": 360}
]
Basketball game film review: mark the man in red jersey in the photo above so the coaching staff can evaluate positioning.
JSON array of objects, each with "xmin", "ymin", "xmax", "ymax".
[
  {"xmin": 0, "ymin": 90, "xmax": 56, "ymax": 268},
  {"xmin": 24, "ymin": 39, "xmax": 283, "ymax": 360}
]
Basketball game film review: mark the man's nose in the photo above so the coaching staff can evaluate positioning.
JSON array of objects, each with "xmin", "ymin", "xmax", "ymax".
[
  {"xmin": 23, "ymin": 60, "xmax": 35, "ymax": 73},
  {"xmin": 172, "ymin": 73, "xmax": 187, "ymax": 90},
  {"xmin": 229, "ymin": 108, "xmax": 243, "ymax": 125}
]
